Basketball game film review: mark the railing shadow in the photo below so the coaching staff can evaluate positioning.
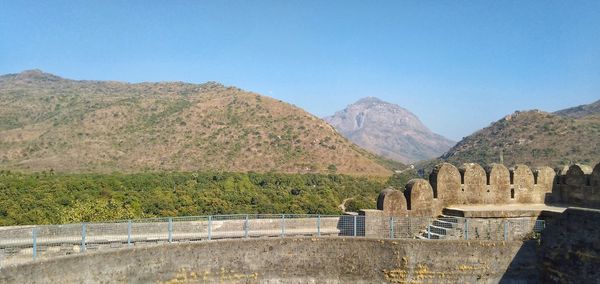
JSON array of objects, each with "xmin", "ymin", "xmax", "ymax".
[{"xmin": 335, "ymin": 215, "xmax": 365, "ymax": 237}]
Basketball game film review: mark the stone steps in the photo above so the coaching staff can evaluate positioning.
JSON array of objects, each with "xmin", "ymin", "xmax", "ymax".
[
  {"xmin": 419, "ymin": 230, "xmax": 445, "ymax": 239},
  {"xmin": 432, "ymin": 219, "xmax": 457, "ymax": 229},
  {"xmin": 418, "ymin": 215, "xmax": 464, "ymax": 240}
]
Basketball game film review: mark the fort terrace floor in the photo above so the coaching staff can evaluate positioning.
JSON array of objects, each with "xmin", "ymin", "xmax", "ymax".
[{"xmin": 443, "ymin": 204, "xmax": 568, "ymax": 218}]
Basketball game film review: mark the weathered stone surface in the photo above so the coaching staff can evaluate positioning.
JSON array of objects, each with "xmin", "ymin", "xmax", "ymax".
[
  {"xmin": 429, "ymin": 163, "xmax": 461, "ymax": 204},
  {"xmin": 511, "ymin": 164, "xmax": 535, "ymax": 203},
  {"xmin": 358, "ymin": 209, "xmax": 388, "ymax": 238},
  {"xmin": 459, "ymin": 163, "xmax": 486, "ymax": 204},
  {"xmin": 592, "ymin": 163, "xmax": 600, "ymax": 186},
  {"xmin": 404, "ymin": 179, "xmax": 434, "ymax": 216},
  {"xmin": 539, "ymin": 207, "xmax": 600, "ymax": 283},
  {"xmin": 563, "ymin": 164, "xmax": 592, "ymax": 205},
  {"xmin": 485, "ymin": 163, "xmax": 510, "ymax": 204},
  {"xmin": 555, "ymin": 165, "xmax": 569, "ymax": 184},
  {"xmin": 376, "ymin": 188, "xmax": 407, "ymax": 216},
  {"xmin": 0, "ymin": 238, "xmax": 537, "ymax": 284},
  {"xmin": 565, "ymin": 164, "xmax": 592, "ymax": 186},
  {"xmin": 554, "ymin": 165, "xmax": 570, "ymax": 203},
  {"xmin": 533, "ymin": 166, "xmax": 556, "ymax": 203},
  {"xmin": 589, "ymin": 163, "xmax": 600, "ymax": 208}
]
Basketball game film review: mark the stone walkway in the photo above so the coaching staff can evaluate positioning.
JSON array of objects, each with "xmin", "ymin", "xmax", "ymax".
[{"xmin": 443, "ymin": 204, "xmax": 568, "ymax": 218}]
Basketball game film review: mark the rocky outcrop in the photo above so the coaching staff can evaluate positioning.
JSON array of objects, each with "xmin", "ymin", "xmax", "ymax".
[{"xmin": 324, "ymin": 97, "xmax": 455, "ymax": 163}]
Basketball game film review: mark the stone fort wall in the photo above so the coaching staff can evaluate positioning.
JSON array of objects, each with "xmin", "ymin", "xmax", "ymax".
[
  {"xmin": 0, "ymin": 238, "xmax": 539, "ymax": 283},
  {"xmin": 374, "ymin": 162, "xmax": 600, "ymax": 217}
]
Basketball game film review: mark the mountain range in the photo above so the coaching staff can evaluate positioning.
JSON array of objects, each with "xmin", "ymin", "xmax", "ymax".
[
  {"xmin": 0, "ymin": 70, "xmax": 396, "ymax": 176},
  {"xmin": 324, "ymin": 97, "xmax": 455, "ymax": 163},
  {"xmin": 1, "ymin": 70, "xmax": 597, "ymax": 174}
]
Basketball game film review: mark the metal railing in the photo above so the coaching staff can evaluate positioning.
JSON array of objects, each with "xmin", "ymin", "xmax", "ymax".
[{"xmin": 0, "ymin": 214, "xmax": 546, "ymax": 267}]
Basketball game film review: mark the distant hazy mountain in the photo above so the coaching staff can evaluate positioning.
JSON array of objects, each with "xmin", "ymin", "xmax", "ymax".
[
  {"xmin": 324, "ymin": 97, "xmax": 455, "ymax": 163},
  {"xmin": 440, "ymin": 108, "xmax": 600, "ymax": 167},
  {"xmin": 554, "ymin": 99, "xmax": 600, "ymax": 118},
  {"xmin": 0, "ymin": 70, "xmax": 394, "ymax": 176}
]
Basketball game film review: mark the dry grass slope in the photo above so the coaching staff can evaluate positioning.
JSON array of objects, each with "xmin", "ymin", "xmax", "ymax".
[
  {"xmin": 441, "ymin": 110, "xmax": 600, "ymax": 167},
  {"xmin": 0, "ymin": 70, "xmax": 393, "ymax": 176}
]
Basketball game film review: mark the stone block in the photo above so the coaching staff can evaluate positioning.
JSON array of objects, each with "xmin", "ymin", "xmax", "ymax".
[
  {"xmin": 404, "ymin": 179, "xmax": 434, "ymax": 217},
  {"xmin": 376, "ymin": 188, "xmax": 407, "ymax": 217},
  {"xmin": 511, "ymin": 164, "xmax": 534, "ymax": 203},
  {"xmin": 429, "ymin": 163, "xmax": 461, "ymax": 205},
  {"xmin": 459, "ymin": 163, "xmax": 486, "ymax": 204},
  {"xmin": 485, "ymin": 163, "xmax": 510, "ymax": 204}
]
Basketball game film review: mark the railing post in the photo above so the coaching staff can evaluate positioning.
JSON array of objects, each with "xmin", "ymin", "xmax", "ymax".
[
  {"xmin": 464, "ymin": 219, "xmax": 469, "ymax": 240},
  {"xmin": 127, "ymin": 220, "xmax": 132, "ymax": 247},
  {"xmin": 504, "ymin": 221, "xmax": 508, "ymax": 241},
  {"xmin": 353, "ymin": 215, "xmax": 357, "ymax": 237},
  {"xmin": 81, "ymin": 223, "xmax": 87, "ymax": 253},
  {"xmin": 541, "ymin": 220, "xmax": 546, "ymax": 230},
  {"xmin": 317, "ymin": 215, "xmax": 321, "ymax": 237},
  {"xmin": 427, "ymin": 222, "xmax": 431, "ymax": 240},
  {"xmin": 281, "ymin": 214, "xmax": 285, "ymax": 237},
  {"xmin": 32, "ymin": 228, "xmax": 37, "ymax": 261},
  {"xmin": 208, "ymin": 216, "xmax": 212, "ymax": 240},
  {"xmin": 168, "ymin": 217, "xmax": 173, "ymax": 243},
  {"xmin": 389, "ymin": 217, "xmax": 394, "ymax": 239},
  {"xmin": 244, "ymin": 214, "xmax": 249, "ymax": 239}
]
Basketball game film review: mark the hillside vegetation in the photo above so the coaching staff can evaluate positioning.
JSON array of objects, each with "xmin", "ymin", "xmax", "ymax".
[
  {"xmin": 0, "ymin": 171, "xmax": 389, "ymax": 225},
  {"xmin": 441, "ymin": 110, "xmax": 600, "ymax": 167},
  {"xmin": 0, "ymin": 70, "xmax": 394, "ymax": 176}
]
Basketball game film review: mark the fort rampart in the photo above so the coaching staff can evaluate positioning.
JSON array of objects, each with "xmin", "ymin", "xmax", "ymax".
[
  {"xmin": 1, "ymin": 162, "xmax": 599, "ymax": 283},
  {"xmin": 0, "ymin": 238, "xmax": 538, "ymax": 283},
  {"xmin": 371, "ymin": 162, "xmax": 600, "ymax": 218}
]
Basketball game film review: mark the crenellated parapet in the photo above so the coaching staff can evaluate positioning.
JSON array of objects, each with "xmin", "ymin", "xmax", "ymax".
[
  {"xmin": 375, "ymin": 162, "xmax": 600, "ymax": 217},
  {"xmin": 377, "ymin": 188, "xmax": 407, "ymax": 216},
  {"xmin": 554, "ymin": 163, "xmax": 599, "ymax": 208},
  {"xmin": 404, "ymin": 179, "xmax": 434, "ymax": 216},
  {"xmin": 485, "ymin": 163, "xmax": 510, "ymax": 204}
]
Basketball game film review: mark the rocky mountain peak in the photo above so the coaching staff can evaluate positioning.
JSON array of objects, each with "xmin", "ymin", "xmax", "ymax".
[
  {"xmin": 355, "ymin": 96, "xmax": 386, "ymax": 105},
  {"xmin": 324, "ymin": 97, "xmax": 455, "ymax": 163}
]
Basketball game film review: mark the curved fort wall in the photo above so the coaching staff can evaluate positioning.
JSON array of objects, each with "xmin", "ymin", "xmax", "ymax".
[
  {"xmin": 0, "ymin": 238, "xmax": 537, "ymax": 283},
  {"xmin": 375, "ymin": 162, "xmax": 600, "ymax": 218}
]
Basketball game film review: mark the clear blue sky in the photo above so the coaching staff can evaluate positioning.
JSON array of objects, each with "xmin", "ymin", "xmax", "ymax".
[{"xmin": 1, "ymin": 1, "xmax": 599, "ymax": 140}]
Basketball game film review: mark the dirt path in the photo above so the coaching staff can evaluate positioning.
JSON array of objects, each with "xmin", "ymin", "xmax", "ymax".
[{"xmin": 338, "ymin": 197, "xmax": 354, "ymax": 213}]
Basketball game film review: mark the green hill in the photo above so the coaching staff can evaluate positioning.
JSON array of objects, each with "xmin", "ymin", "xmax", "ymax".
[
  {"xmin": 0, "ymin": 70, "xmax": 395, "ymax": 176},
  {"xmin": 440, "ymin": 110, "xmax": 600, "ymax": 167}
]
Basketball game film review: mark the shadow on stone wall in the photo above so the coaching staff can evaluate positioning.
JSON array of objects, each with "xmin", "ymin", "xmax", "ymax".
[
  {"xmin": 336, "ymin": 215, "xmax": 365, "ymax": 236},
  {"xmin": 537, "ymin": 207, "xmax": 600, "ymax": 283},
  {"xmin": 499, "ymin": 240, "xmax": 540, "ymax": 283}
]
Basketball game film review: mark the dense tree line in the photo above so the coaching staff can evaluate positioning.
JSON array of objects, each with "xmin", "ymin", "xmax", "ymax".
[{"xmin": 0, "ymin": 171, "xmax": 407, "ymax": 225}]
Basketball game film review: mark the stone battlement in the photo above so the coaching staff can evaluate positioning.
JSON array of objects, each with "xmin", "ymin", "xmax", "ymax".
[{"xmin": 375, "ymin": 162, "xmax": 600, "ymax": 217}]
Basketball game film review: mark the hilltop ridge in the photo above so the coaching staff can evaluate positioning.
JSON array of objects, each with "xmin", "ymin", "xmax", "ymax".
[
  {"xmin": 440, "ymin": 108, "xmax": 600, "ymax": 167},
  {"xmin": 554, "ymin": 99, "xmax": 600, "ymax": 118},
  {"xmin": 0, "ymin": 70, "xmax": 394, "ymax": 176}
]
